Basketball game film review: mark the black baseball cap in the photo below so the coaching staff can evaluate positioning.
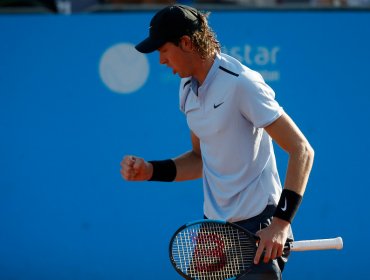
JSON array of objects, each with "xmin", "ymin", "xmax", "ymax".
[{"xmin": 135, "ymin": 5, "xmax": 201, "ymax": 53}]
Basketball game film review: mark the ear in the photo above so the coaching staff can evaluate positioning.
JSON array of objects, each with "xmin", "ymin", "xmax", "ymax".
[{"xmin": 179, "ymin": 36, "xmax": 193, "ymax": 52}]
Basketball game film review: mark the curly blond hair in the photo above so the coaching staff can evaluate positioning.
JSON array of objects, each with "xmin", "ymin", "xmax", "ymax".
[
  {"xmin": 171, "ymin": 10, "xmax": 220, "ymax": 60},
  {"xmin": 191, "ymin": 11, "xmax": 221, "ymax": 59}
]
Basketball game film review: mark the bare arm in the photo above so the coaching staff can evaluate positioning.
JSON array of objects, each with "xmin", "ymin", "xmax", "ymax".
[
  {"xmin": 173, "ymin": 131, "xmax": 203, "ymax": 181},
  {"xmin": 254, "ymin": 112, "xmax": 314, "ymax": 264},
  {"xmin": 265, "ymin": 112, "xmax": 314, "ymax": 196},
  {"xmin": 121, "ymin": 130, "xmax": 202, "ymax": 182}
]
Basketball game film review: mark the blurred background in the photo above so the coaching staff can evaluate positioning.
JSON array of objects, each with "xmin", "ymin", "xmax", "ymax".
[
  {"xmin": 1, "ymin": 0, "xmax": 370, "ymax": 279},
  {"xmin": 1, "ymin": 0, "xmax": 370, "ymax": 13}
]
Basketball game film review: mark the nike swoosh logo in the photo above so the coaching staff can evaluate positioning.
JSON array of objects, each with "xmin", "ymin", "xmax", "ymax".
[
  {"xmin": 213, "ymin": 102, "xmax": 224, "ymax": 109},
  {"xmin": 281, "ymin": 198, "xmax": 287, "ymax": 212}
]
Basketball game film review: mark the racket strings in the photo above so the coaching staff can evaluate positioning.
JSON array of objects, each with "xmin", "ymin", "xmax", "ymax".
[{"xmin": 171, "ymin": 223, "xmax": 256, "ymax": 279}]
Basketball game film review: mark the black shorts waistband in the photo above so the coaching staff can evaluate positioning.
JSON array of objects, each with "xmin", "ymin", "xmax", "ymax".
[{"xmin": 204, "ymin": 204, "xmax": 277, "ymax": 224}]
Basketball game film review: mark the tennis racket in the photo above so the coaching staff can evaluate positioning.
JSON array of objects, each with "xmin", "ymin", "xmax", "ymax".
[{"xmin": 169, "ymin": 219, "xmax": 343, "ymax": 280}]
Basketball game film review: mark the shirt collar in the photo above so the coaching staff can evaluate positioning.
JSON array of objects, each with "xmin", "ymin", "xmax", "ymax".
[{"xmin": 190, "ymin": 53, "xmax": 221, "ymax": 95}]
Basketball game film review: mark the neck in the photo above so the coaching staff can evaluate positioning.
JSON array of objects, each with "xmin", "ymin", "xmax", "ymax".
[{"xmin": 193, "ymin": 53, "xmax": 216, "ymax": 85}]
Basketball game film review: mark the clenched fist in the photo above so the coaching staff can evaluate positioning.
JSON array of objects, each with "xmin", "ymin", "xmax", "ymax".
[{"xmin": 120, "ymin": 155, "xmax": 153, "ymax": 181}]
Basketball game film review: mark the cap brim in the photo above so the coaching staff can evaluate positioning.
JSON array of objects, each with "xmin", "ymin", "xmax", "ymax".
[{"xmin": 135, "ymin": 37, "xmax": 166, "ymax": 53}]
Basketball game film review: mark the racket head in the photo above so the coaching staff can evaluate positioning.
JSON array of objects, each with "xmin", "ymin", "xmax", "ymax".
[{"xmin": 169, "ymin": 219, "xmax": 259, "ymax": 280}]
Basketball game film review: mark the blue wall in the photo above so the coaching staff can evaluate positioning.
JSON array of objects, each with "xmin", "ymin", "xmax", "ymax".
[{"xmin": 1, "ymin": 10, "xmax": 370, "ymax": 279}]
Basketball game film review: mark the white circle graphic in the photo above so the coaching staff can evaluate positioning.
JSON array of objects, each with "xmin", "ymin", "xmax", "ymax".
[{"xmin": 99, "ymin": 43, "xmax": 149, "ymax": 94}]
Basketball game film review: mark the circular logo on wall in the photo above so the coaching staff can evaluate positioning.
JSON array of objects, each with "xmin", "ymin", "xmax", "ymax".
[{"xmin": 99, "ymin": 43, "xmax": 149, "ymax": 94}]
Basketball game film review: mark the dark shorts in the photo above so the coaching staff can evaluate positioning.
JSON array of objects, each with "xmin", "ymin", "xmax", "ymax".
[{"xmin": 206, "ymin": 205, "xmax": 293, "ymax": 280}]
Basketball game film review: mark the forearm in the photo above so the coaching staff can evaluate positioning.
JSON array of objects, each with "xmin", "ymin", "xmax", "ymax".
[
  {"xmin": 272, "ymin": 140, "xmax": 314, "ymax": 226},
  {"xmin": 137, "ymin": 131, "xmax": 202, "ymax": 183},
  {"xmin": 283, "ymin": 141, "xmax": 315, "ymax": 195},
  {"xmin": 173, "ymin": 150, "xmax": 203, "ymax": 181}
]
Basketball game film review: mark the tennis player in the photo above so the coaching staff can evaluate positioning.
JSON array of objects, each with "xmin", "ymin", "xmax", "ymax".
[{"xmin": 120, "ymin": 5, "xmax": 314, "ymax": 279}]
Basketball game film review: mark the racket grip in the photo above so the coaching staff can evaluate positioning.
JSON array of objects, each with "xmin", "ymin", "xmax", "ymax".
[{"xmin": 289, "ymin": 237, "xmax": 343, "ymax": 252}]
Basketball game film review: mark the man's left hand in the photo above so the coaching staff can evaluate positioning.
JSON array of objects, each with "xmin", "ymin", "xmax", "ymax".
[{"xmin": 254, "ymin": 218, "xmax": 291, "ymax": 264}]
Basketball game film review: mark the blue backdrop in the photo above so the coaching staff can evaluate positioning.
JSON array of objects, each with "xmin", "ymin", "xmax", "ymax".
[{"xmin": 1, "ymin": 10, "xmax": 370, "ymax": 279}]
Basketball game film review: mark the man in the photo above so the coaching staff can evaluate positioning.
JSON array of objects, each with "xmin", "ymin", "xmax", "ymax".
[{"xmin": 121, "ymin": 5, "xmax": 314, "ymax": 279}]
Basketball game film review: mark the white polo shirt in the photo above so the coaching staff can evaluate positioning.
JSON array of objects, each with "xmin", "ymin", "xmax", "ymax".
[{"xmin": 179, "ymin": 53, "xmax": 283, "ymax": 222}]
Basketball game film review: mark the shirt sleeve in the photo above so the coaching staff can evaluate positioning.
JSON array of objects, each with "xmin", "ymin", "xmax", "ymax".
[{"xmin": 237, "ymin": 77, "xmax": 284, "ymax": 128}]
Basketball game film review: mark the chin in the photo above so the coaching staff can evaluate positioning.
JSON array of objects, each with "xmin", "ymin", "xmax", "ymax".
[{"xmin": 178, "ymin": 73, "xmax": 191, "ymax": 79}]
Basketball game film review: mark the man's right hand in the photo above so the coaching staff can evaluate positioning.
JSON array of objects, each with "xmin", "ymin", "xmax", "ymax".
[{"xmin": 120, "ymin": 155, "xmax": 153, "ymax": 181}]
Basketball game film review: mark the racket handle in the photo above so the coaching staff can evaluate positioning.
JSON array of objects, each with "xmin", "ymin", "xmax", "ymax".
[{"xmin": 289, "ymin": 237, "xmax": 343, "ymax": 251}]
